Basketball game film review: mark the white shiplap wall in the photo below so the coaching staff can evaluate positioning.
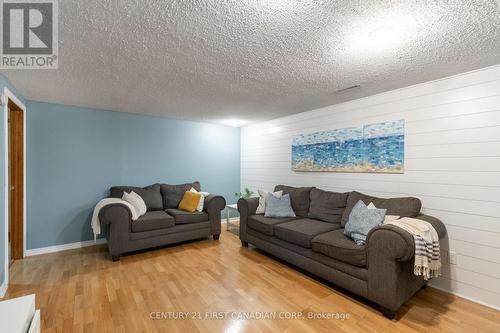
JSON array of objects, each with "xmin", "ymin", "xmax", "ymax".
[{"xmin": 241, "ymin": 64, "xmax": 500, "ymax": 310}]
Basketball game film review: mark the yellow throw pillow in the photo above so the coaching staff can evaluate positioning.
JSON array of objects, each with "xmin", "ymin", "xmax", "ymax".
[{"xmin": 178, "ymin": 191, "xmax": 202, "ymax": 212}]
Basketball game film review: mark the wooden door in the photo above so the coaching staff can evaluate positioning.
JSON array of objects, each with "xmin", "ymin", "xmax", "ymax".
[{"xmin": 8, "ymin": 99, "xmax": 24, "ymax": 261}]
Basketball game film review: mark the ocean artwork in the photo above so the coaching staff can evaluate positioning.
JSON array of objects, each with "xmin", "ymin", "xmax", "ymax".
[{"xmin": 292, "ymin": 120, "xmax": 405, "ymax": 173}]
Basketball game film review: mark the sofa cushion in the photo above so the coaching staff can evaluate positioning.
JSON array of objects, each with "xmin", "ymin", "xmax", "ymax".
[
  {"xmin": 308, "ymin": 188, "xmax": 349, "ymax": 223},
  {"xmin": 247, "ymin": 215, "xmax": 297, "ymax": 236},
  {"xmin": 274, "ymin": 185, "xmax": 314, "ymax": 217},
  {"xmin": 311, "ymin": 229, "xmax": 367, "ymax": 267},
  {"xmin": 160, "ymin": 182, "xmax": 201, "ymax": 209},
  {"xmin": 166, "ymin": 208, "xmax": 208, "ymax": 224},
  {"xmin": 110, "ymin": 183, "xmax": 163, "ymax": 211},
  {"xmin": 131, "ymin": 211, "xmax": 175, "ymax": 232},
  {"xmin": 274, "ymin": 218, "xmax": 340, "ymax": 248},
  {"xmin": 341, "ymin": 191, "xmax": 422, "ymax": 226}
]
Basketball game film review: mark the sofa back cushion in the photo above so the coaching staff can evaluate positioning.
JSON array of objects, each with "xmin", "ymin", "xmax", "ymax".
[
  {"xmin": 308, "ymin": 188, "xmax": 349, "ymax": 224},
  {"xmin": 274, "ymin": 185, "xmax": 314, "ymax": 217},
  {"xmin": 110, "ymin": 183, "xmax": 163, "ymax": 211},
  {"xmin": 341, "ymin": 191, "xmax": 422, "ymax": 226},
  {"xmin": 160, "ymin": 181, "xmax": 201, "ymax": 209}
]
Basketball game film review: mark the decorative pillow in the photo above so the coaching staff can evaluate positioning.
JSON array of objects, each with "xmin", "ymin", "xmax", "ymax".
[
  {"xmin": 256, "ymin": 189, "xmax": 283, "ymax": 214},
  {"xmin": 110, "ymin": 183, "xmax": 162, "ymax": 211},
  {"xmin": 122, "ymin": 191, "xmax": 147, "ymax": 217},
  {"xmin": 160, "ymin": 181, "xmax": 201, "ymax": 209},
  {"xmin": 341, "ymin": 191, "xmax": 421, "ymax": 226},
  {"xmin": 344, "ymin": 200, "xmax": 386, "ymax": 245},
  {"xmin": 189, "ymin": 187, "xmax": 210, "ymax": 212},
  {"xmin": 274, "ymin": 185, "xmax": 314, "ymax": 217},
  {"xmin": 264, "ymin": 193, "xmax": 296, "ymax": 218},
  {"xmin": 178, "ymin": 191, "xmax": 202, "ymax": 212},
  {"xmin": 308, "ymin": 188, "xmax": 349, "ymax": 224},
  {"xmin": 367, "ymin": 202, "xmax": 400, "ymax": 223}
]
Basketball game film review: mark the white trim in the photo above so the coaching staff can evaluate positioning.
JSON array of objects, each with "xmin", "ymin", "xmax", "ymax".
[
  {"xmin": 25, "ymin": 238, "xmax": 107, "ymax": 257},
  {"xmin": 2, "ymin": 91, "xmax": 6, "ymax": 295},
  {"xmin": 2, "ymin": 87, "xmax": 26, "ymax": 298},
  {"xmin": 0, "ymin": 280, "xmax": 7, "ymax": 298},
  {"xmin": 428, "ymin": 283, "xmax": 500, "ymax": 311}
]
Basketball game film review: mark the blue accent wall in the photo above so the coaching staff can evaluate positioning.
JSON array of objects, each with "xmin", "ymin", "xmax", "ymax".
[
  {"xmin": 0, "ymin": 73, "xmax": 26, "ymax": 289},
  {"xmin": 26, "ymin": 101, "xmax": 240, "ymax": 249}
]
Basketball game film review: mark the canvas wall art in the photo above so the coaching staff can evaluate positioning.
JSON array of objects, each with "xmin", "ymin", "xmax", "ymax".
[{"xmin": 292, "ymin": 120, "xmax": 405, "ymax": 173}]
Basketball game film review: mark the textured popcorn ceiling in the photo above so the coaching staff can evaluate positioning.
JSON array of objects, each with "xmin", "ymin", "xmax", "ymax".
[{"xmin": 2, "ymin": 0, "xmax": 500, "ymax": 124}]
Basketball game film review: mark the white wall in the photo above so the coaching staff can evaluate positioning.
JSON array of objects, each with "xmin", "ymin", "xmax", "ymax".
[{"xmin": 241, "ymin": 64, "xmax": 500, "ymax": 310}]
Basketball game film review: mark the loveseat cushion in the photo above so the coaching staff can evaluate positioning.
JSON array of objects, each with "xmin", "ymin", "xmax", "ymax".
[
  {"xmin": 160, "ymin": 182, "xmax": 201, "ymax": 209},
  {"xmin": 166, "ymin": 208, "xmax": 208, "ymax": 224},
  {"xmin": 247, "ymin": 215, "xmax": 297, "ymax": 236},
  {"xmin": 274, "ymin": 218, "xmax": 340, "ymax": 248},
  {"xmin": 131, "ymin": 211, "xmax": 175, "ymax": 232},
  {"xmin": 110, "ymin": 183, "xmax": 163, "ymax": 211},
  {"xmin": 341, "ymin": 191, "xmax": 421, "ymax": 226},
  {"xmin": 274, "ymin": 185, "xmax": 314, "ymax": 217},
  {"xmin": 311, "ymin": 229, "xmax": 367, "ymax": 267},
  {"xmin": 308, "ymin": 188, "xmax": 349, "ymax": 223}
]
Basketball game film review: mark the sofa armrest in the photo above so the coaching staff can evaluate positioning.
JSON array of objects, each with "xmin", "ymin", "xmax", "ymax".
[
  {"xmin": 99, "ymin": 204, "xmax": 133, "ymax": 257},
  {"xmin": 366, "ymin": 214, "xmax": 447, "ymax": 311},
  {"xmin": 203, "ymin": 194, "xmax": 226, "ymax": 213},
  {"xmin": 366, "ymin": 224, "xmax": 415, "ymax": 262},
  {"xmin": 237, "ymin": 197, "xmax": 259, "ymax": 243},
  {"xmin": 366, "ymin": 214, "xmax": 446, "ymax": 262},
  {"xmin": 366, "ymin": 224, "xmax": 416, "ymax": 311},
  {"xmin": 99, "ymin": 203, "xmax": 132, "ymax": 226},
  {"xmin": 203, "ymin": 194, "xmax": 226, "ymax": 236}
]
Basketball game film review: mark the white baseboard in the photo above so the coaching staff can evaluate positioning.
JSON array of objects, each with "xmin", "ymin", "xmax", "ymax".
[
  {"xmin": 0, "ymin": 280, "xmax": 7, "ymax": 298},
  {"xmin": 428, "ymin": 282, "xmax": 500, "ymax": 311},
  {"xmin": 25, "ymin": 238, "xmax": 107, "ymax": 257},
  {"xmin": 24, "ymin": 220, "xmax": 239, "ymax": 257}
]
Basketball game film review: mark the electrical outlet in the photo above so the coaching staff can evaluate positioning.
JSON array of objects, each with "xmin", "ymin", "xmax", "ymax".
[{"xmin": 449, "ymin": 251, "xmax": 457, "ymax": 265}]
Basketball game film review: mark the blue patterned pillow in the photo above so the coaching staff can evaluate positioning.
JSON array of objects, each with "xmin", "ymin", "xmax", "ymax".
[
  {"xmin": 264, "ymin": 193, "xmax": 296, "ymax": 218},
  {"xmin": 344, "ymin": 200, "xmax": 386, "ymax": 245}
]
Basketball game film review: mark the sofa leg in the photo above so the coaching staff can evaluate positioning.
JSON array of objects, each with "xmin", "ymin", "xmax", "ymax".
[
  {"xmin": 111, "ymin": 254, "xmax": 120, "ymax": 262},
  {"xmin": 241, "ymin": 241, "xmax": 248, "ymax": 247},
  {"xmin": 380, "ymin": 306, "xmax": 396, "ymax": 320},
  {"xmin": 213, "ymin": 234, "xmax": 220, "ymax": 240}
]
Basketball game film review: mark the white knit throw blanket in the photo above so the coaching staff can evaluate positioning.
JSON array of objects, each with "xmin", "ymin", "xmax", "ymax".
[
  {"xmin": 91, "ymin": 198, "xmax": 138, "ymax": 241},
  {"xmin": 386, "ymin": 217, "xmax": 441, "ymax": 280}
]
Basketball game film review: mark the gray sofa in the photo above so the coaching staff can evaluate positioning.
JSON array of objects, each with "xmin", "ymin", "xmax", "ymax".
[
  {"xmin": 99, "ymin": 181, "xmax": 225, "ymax": 261},
  {"xmin": 238, "ymin": 185, "xmax": 446, "ymax": 319}
]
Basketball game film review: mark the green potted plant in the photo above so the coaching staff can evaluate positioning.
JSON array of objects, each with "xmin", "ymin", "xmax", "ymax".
[{"xmin": 235, "ymin": 187, "xmax": 255, "ymax": 199}]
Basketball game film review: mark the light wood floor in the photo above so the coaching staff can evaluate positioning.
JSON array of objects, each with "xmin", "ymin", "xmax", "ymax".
[{"xmin": 3, "ymin": 227, "xmax": 500, "ymax": 333}]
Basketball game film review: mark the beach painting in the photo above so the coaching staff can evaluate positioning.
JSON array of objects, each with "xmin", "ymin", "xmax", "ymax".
[{"xmin": 292, "ymin": 120, "xmax": 404, "ymax": 173}]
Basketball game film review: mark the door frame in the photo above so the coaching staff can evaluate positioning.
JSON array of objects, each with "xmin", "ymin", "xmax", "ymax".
[{"xmin": 2, "ymin": 86, "xmax": 26, "ymax": 291}]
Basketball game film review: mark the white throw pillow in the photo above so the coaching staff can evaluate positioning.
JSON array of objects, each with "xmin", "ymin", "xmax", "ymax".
[
  {"xmin": 256, "ymin": 189, "xmax": 283, "ymax": 214},
  {"xmin": 122, "ymin": 191, "xmax": 147, "ymax": 217},
  {"xmin": 368, "ymin": 202, "xmax": 400, "ymax": 223},
  {"xmin": 190, "ymin": 188, "xmax": 210, "ymax": 212}
]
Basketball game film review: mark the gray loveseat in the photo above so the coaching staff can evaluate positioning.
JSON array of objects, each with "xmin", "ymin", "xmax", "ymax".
[
  {"xmin": 99, "ymin": 181, "xmax": 225, "ymax": 261},
  {"xmin": 238, "ymin": 185, "xmax": 446, "ymax": 319}
]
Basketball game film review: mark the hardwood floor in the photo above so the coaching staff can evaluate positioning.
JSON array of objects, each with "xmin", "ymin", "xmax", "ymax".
[{"xmin": 3, "ymin": 228, "xmax": 500, "ymax": 333}]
